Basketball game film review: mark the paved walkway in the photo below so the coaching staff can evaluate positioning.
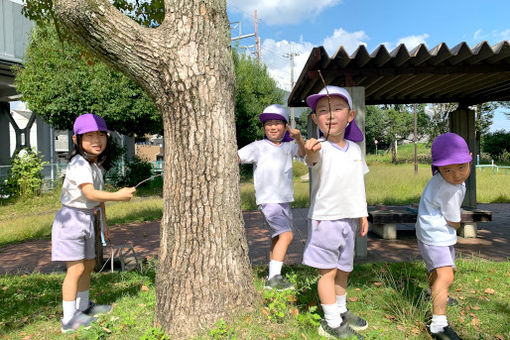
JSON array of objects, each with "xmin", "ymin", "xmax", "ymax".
[{"xmin": 1, "ymin": 203, "xmax": 508, "ymax": 274}]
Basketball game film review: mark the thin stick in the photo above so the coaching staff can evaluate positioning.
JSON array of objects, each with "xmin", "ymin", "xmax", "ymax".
[
  {"xmin": 312, "ymin": 70, "xmax": 333, "ymax": 148},
  {"xmin": 134, "ymin": 174, "xmax": 163, "ymax": 189}
]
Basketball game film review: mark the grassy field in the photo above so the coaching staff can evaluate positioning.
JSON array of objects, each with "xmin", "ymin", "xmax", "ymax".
[
  {"xmin": 2, "ymin": 159, "xmax": 510, "ymax": 248},
  {"xmin": 1, "ymin": 258, "xmax": 509, "ymax": 339}
]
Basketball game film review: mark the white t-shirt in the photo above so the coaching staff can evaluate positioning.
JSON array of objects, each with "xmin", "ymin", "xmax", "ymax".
[
  {"xmin": 416, "ymin": 173, "xmax": 466, "ymax": 246},
  {"xmin": 60, "ymin": 155, "xmax": 104, "ymax": 209},
  {"xmin": 307, "ymin": 140, "xmax": 369, "ymax": 220},
  {"xmin": 238, "ymin": 140, "xmax": 299, "ymax": 205}
]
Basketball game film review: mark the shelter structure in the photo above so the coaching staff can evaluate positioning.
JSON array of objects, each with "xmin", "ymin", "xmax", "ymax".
[{"xmin": 288, "ymin": 41, "xmax": 510, "ymax": 209}]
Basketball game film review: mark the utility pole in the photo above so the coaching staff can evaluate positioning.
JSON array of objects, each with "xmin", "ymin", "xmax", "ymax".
[
  {"xmin": 283, "ymin": 50, "xmax": 299, "ymax": 128},
  {"xmin": 414, "ymin": 103, "xmax": 418, "ymax": 174},
  {"xmin": 230, "ymin": 10, "xmax": 260, "ymax": 64}
]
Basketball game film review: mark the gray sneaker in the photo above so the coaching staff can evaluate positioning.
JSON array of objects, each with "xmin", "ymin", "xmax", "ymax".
[
  {"xmin": 61, "ymin": 311, "xmax": 96, "ymax": 333},
  {"xmin": 82, "ymin": 301, "xmax": 112, "ymax": 317},
  {"xmin": 318, "ymin": 319, "xmax": 364, "ymax": 339},
  {"xmin": 264, "ymin": 275, "xmax": 294, "ymax": 290},
  {"xmin": 341, "ymin": 309, "xmax": 368, "ymax": 331}
]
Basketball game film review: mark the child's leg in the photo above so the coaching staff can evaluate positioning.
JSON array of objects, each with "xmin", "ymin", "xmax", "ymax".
[
  {"xmin": 62, "ymin": 260, "xmax": 86, "ymax": 322},
  {"xmin": 429, "ymin": 266, "xmax": 454, "ymax": 316},
  {"xmin": 319, "ymin": 268, "xmax": 342, "ymax": 328},
  {"xmin": 76, "ymin": 259, "xmax": 95, "ymax": 311},
  {"xmin": 335, "ymin": 270, "xmax": 349, "ymax": 313},
  {"xmin": 270, "ymin": 231, "xmax": 294, "ymax": 261}
]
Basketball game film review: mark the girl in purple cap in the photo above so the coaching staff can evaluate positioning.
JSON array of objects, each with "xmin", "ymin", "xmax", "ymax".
[
  {"xmin": 51, "ymin": 113, "xmax": 136, "ymax": 333},
  {"xmin": 416, "ymin": 132, "xmax": 472, "ymax": 340},
  {"xmin": 303, "ymin": 86, "xmax": 368, "ymax": 339},
  {"xmin": 238, "ymin": 104, "xmax": 305, "ymax": 290}
]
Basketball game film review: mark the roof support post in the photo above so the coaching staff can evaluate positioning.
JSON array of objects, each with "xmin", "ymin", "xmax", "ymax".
[
  {"xmin": 0, "ymin": 102, "xmax": 11, "ymax": 166},
  {"xmin": 449, "ymin": 106, "xmax": 476, "ymax": 208}
]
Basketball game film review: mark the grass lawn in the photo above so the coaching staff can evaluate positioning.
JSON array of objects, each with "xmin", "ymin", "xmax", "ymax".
[{"xmin": 1, "ymin": 258, "xmax": 509, "ymax": 339}]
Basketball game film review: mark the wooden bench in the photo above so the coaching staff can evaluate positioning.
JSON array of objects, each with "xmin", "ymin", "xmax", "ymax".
[{"xmin": 367, "ymin": 206, "xmax": 492, "ymax": 240}]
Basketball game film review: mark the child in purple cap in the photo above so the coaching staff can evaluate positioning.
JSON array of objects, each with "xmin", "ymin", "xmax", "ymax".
[
  {"xmin": 51, "ymin": 113, "xmax": 136, "ymax": 333},
  {"xmin": 416, "ymin": 132, "xmax": 472, "ymax": 340},
  {"xmin": 303, "ymin": 86, "xmax": 368, "ymax": 339},
  {"xmin": 238, "ymin": 104, "xmax": 305, "ymax": 290}
]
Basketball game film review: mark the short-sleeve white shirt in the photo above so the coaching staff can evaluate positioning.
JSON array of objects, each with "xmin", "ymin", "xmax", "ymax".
[
  {"xmin": 307, "ymin": 140, "xmax": 369, "ymax": 220},
  {"xmin": 60, "ymin": 155, "xmax": 104, "ymax": 209},
  {"xmin": 415, "ymin": 173, "xmax": 466, "ymax": 246},
  {"xmin": 238, "ymin": 140, "xmax": 298, "ymax": 205}
]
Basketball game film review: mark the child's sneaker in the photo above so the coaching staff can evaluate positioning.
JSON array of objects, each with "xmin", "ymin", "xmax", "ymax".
[
  {"xmin": 61, "ymin": 311, "xmax": 96, "ymax": 333},
  {"xmin": 264, "ymin": 275, "xmax": 294, "ymax": 290},
  {"xmin": 318, "ymin": 319, "xmax": 364, "ymax": 339},
  {"xmin": 430, "ymin": 325, "xmax": 462, "ymax": 339},
  {"xmin": 340, "ymin": 309, "xmax": 368, "ymax": 331},
  {"xmin": 82, "ymin": 301, "xmax": 112, "ymax": 317}
]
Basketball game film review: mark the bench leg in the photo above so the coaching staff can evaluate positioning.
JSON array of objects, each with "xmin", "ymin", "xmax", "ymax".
[
  {"xmin": 458, "ymin": 222, "xmax": 477, "ymax": 238},
  {"xmin": 372, "ymin": 223, "xmax": 397, "ymax": 240},
  {"xmin": 354, "ymin": 232, "xmax": 367, "ymax": 259}
]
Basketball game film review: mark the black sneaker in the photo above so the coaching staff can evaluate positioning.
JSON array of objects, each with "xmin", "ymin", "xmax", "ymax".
[
  {"xmin": 318, "ymin": 319, "xmax": 364, "ymax": 339},
  {"xmin": 430, "ymin": 325, "xmax": 463, "ymax": 340},
  {"xmin": 341, "ymin": 309, "xmax": 368, "ymax": 331},
  {"xmin": 264, "ymin": 275, "xmax": 294, "ymax": 290}
]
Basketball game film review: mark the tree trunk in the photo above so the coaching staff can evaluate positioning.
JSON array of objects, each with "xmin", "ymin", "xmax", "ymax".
[{"xmin": 53, "ymin": 0, "xmax": 256, "ymax": 338}]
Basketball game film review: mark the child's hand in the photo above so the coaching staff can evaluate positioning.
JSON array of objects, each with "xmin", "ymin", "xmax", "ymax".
[
  {"xmin": 287, "ymin": 126, "xmax": 302, "ymax": 141},
  {"xmin": 117, "ymin": 187, "xmax": 136, "ymax": 201},
  {"xmin": 359, "ymin": 217, "xmax": 369, "ymax": 237},
  {"xmin": 305, "ymin": 138, "xmax": 321, "ymax": 153}
]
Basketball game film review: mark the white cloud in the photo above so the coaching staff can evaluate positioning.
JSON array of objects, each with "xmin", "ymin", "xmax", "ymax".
[
  {"xmin": 228, "ymin": 0, "xmax": 341, "ymax": 25},
  {"xmin": 322, "ymin": 28, "xmax": 369, "ymax": 56},
  {"xmin": 383, "ymin": 34, "xmax": 429, "ymax": 52},
  {"xmin": 472, "ymin": 28, "xmax": 510, "ymax": 44}
]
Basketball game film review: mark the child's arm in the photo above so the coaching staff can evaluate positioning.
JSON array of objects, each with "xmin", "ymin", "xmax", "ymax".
[
  {"xmin": 304, "ymin": 138, "xmax": 321, "ymax": 166},
  {"xmin": 80, "ymin": 183, "xmax": 135, "ymax": 203},
  {"xmin": 359, "ymin": 217, "xmax": 369, "ymax": 236},
  {"xmin": 287, "ymin": 126, "xmax": 306, "ymax": 157},
  {"xmin": 446, "ymin": 219, "xmax": 460, "ymax": 230}
]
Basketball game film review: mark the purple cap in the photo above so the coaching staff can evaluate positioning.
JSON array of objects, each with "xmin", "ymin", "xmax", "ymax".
[
  {"xmin": 307, "ymin": 86, "xmax": 363, "ymax": 142},
  {"xmin": 306, "ymin": 85, "xmax": 353, "ymax": 111},
  {"xmin": 259, "ymin": 104, "xmax": 293, "ymax": 142},
  {"xmin": 431, "ymin": 133, "xmax": 472, "ymax": 174},
  {"xmin": 73, "ymin": 113, "xmax": 108, "ymax": 135}
]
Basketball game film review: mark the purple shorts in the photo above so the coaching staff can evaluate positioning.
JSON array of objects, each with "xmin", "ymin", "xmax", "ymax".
[
  {"xmin": 302, "ymin": 219, "xmax": 356, "ymax": 272},
  {"xmin": 52, "ymin": 206, "xmax": 97, "ymax": 262},
  {"xmin": 418, "ymin": 241, "xmax": 456, "ymax": 272},
  {"xmin": 258, "ymin": 203, "xmax": 293, "ymax": 238}
]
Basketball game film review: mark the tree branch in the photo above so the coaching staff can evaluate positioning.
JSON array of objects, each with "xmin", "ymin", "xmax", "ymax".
[{"xmin": 53, "ymin": 0, "xmax": 164, "ymax": 97}]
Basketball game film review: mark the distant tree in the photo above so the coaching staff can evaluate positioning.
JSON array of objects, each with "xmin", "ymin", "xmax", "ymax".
[
  {"xmin": 365, "ymin": 105, "xmax": 386, "ymax": 153},
  {"xmin": 481, "ymin": 130, "xmax": 510, "ymax": 161},
  {"xmin": 294, "ymin": 109, "xmax": 311, "ymax": 139},
  {"xmin": 233, "ymin": 49, "xmax": 285, "ymax": 148},
  {"xmin": 383, "ymin": 106, "xmax": 414, "ymax": 163},
  {"xmin": 15, "ymin": 22, "xmax": 162, "ymax": 136},
  {"xmin": 428, "ymin": 103, "xmax": 457, "ymax": 143}
]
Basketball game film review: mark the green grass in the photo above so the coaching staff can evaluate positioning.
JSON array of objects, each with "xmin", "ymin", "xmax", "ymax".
[{"xmin": 1, "ymin": 258, "xmax": 509, "ymax": 339}]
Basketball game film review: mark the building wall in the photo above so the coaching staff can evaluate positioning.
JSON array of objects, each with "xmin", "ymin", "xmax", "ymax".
[{"xmin": 135, "ymin": 144, "xmax": 162, "ymax": 162}]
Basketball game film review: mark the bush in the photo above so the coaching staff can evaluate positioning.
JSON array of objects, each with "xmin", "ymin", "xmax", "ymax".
[
  {"xmin": 4, "ymin": 148, "xmax": 47, "ymax": 199},
  {"xmin": 481, "ymin": 130, "xmax": 510, "ymax": 161},
  {"xmin": 105, "ymin": 156, "xmax": 153, "ymax": 187}
]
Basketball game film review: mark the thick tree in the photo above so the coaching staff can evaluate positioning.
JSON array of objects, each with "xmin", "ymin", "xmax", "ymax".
[{"xmin": 46, "ymin": 0, "xmax": 255, "ymax": 338}]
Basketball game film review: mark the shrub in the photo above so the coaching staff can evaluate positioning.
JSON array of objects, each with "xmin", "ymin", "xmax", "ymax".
[
  {"xmin": 481, "ymin": 130, "xmax": 510, "ymax": 161},
  {"xmin": 4, "ymin": 148, "xmax": 47, "ymax": 198},
  {"xmin": 106, "ymin": 156, "xmax": 153, "ymax": 187}
]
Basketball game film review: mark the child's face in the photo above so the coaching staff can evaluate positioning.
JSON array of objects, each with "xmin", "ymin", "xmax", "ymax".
[
  {"xmin": 75, "ymin": 131, "xmax": 108, "ymax": 158},
  {"xmin": 312, "ymin": 96, "xmax": 355, "ymax": 139},
  {"xmin": 438, "ymin": 162, "xmax": 471, "ymax": 185},
  {"xmin": 263, "ymin": 119, "xmax": 287, "ymax": 143}
]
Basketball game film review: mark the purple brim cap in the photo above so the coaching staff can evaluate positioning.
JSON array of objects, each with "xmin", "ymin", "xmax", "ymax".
[
  {"xmin": 430, "ymin": 132, "xmax": 472, "ymax": 174},
  {"xmin": 73, "ymin": 113, "xmax": 108, "ymax": 135},
  {"xmin": 318, "ymin": 120, "xmax": 364, "ymax": 142},
  {"xmin": 306, "ymin": 86, "xmax": 353, "ymax": 111},
  {"xmin": 259, "ymin": 113, "xmax": 287, "ymax": 123}
]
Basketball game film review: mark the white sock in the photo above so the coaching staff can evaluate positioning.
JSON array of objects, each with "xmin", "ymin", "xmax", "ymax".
[
  {"xmin": 268, "ymin": 260, "xmax": 283, "ymax": 280},
  {"xmin": 76, "ymin": 290, "xmax": 90, "ymax": 311},
  {"xmin": 62, "ymin": 300, "xmax": 77, "ymax": 324},
  {"xmin": 430, "ymin": 314, "xmax": 448, "ymax": 333},
  {"xmin": 322, "ymin": 303, "xmax": 342, "ymax": 328},
  {"xmin": 336, "ymin": 294, "xmax": 348, "ymax": 313}
]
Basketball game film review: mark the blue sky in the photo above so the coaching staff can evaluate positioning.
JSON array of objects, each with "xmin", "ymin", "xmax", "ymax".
[{"xmin": 227, "ymin": 0, "xmax": 510, "ymax": 132}]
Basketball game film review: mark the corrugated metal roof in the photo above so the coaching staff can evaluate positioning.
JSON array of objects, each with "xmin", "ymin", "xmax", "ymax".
[{"xmin": 288, "ymin": 41, "xmax": 510, "ymax": 107}]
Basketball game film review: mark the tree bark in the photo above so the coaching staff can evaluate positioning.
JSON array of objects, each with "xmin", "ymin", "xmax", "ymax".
[{"xmin": 53, "ymin": 0, "xmax": 256, "ymax": 337}]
